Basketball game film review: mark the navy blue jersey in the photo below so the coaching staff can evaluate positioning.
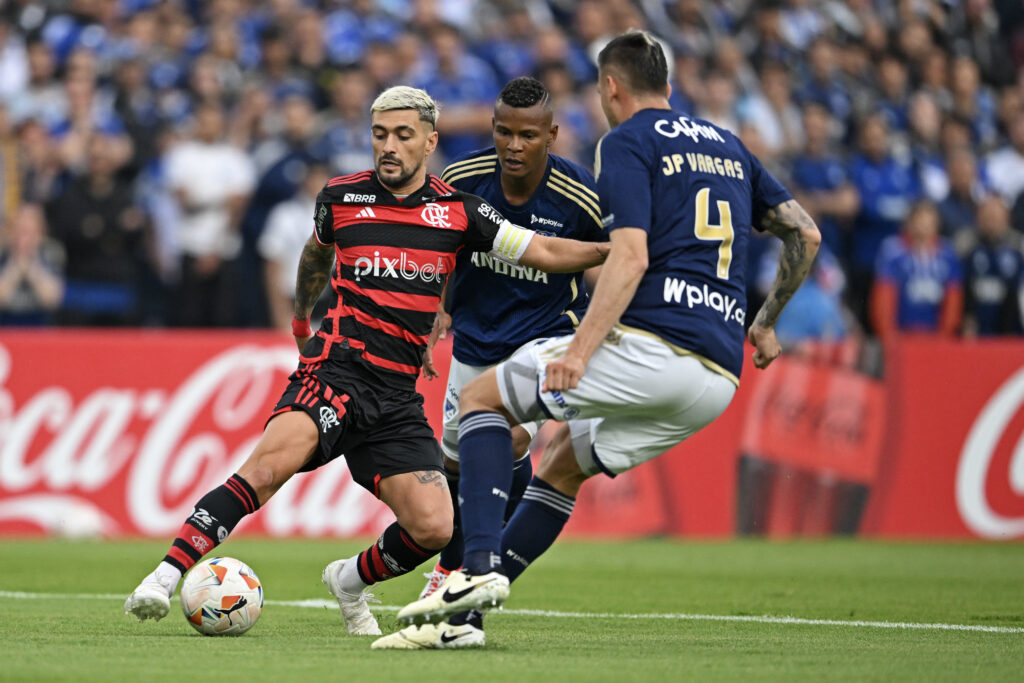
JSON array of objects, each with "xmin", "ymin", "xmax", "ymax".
[
  {"xmin": 440, "ymin": 148, "xmax": 605, "ymax": 365},
  {"xmin": 596, "ymin": 109, "xmax": 791, "ymax": 383}
]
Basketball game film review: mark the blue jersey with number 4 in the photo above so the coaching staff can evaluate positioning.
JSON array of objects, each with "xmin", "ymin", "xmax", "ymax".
[
  {"xmin": 596, "ymin": 109, "xmax": 791, "ymax": 382},
  {"xmin": 441, "ymin": 148, "xmax": 605, "ymax": 366}
]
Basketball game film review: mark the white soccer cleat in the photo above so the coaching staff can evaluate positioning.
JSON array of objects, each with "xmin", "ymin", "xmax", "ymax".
[
  {"xmin": 370, "ymin": 621, "xmax": 486, "ymax": 650},
  {"xmin": 396, "ymin": 570, "xmax": 509, "ymax": 626},
  {"xmin": 419, "ymin": 563, "xmax": 452, "ymax": 599},
  {"xmin": 124, "ymin": 574, "xmax": 175, "ymax": 622},
  {"xmin": 322, "ymin": 559, "xmax": 382, "ymax": 635}
]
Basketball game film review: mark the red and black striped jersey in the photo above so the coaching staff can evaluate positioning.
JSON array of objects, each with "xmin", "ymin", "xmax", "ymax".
[{"xmin": 303, "ymin": 170, "xmax": 508, "ymax": 390}]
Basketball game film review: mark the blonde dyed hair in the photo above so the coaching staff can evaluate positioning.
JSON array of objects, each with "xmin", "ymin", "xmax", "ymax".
[{"xmin": 370, "ymin": 86, "xmax": 440, "ymax": 128}]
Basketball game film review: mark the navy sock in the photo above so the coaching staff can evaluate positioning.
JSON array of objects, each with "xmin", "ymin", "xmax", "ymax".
[
  {"xmin": 458, "ymin": 411, "xmax": 514, "ymax": 575},
  {"xmin": 438, "ymin": 467, "xmax": 463, "ymax": 571},
  {"xmin": 163, "ymin": 474, "xmax": 260, "ymax": 573},
  {"xmin": 505, "ymin": 452, "xmax": 533, "ymax": 522},
  {"xmin": 501, "ymin": 476, "xmax": 575, "ymax": 582},
  {"xmin": 355, "ymin": 522, "xmax": 436, "ymax": 585}
]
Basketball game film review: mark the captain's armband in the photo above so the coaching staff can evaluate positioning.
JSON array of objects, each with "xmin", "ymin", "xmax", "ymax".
[{"xmin": 489, "ymin": 220, "xmax": 535, "ymax": 265}]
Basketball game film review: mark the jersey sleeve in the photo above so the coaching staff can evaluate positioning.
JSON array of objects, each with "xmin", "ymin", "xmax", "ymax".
[
  {"xmin": 313, "ymin": 192, "xmax": 333, "ymax": 246},
  {"xmin": 746, "ymin": 147, "xmax": 793, "ymax": 231},
  {"xmin": 595, "ymin": 131, "xmax": 653, "ymax": 233}
]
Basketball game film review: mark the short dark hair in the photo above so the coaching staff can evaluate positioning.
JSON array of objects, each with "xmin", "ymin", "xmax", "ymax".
[
  {"xmin": 497, "ymin": 76, "xmax": 551, "ymax": 111},
  {"xmin": 597, "ymin": 31, "xmax": 668, "ymax": 94}
]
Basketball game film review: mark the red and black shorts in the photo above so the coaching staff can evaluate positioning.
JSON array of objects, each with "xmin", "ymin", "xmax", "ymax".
[{"xmin": 268, "ymin": 361, "xmax": 443, "ymax": 497}]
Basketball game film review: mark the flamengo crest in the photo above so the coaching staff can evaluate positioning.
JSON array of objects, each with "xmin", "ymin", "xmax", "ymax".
[
  {"xmin": 421, "ymin": 203, "xmax": 451, "ymax": 228},
  {"xmin": 319, "ymin": 406, "xmax": 340, "ymax": 432}
]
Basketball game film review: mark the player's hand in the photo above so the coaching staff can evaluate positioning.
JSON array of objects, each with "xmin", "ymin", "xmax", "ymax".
[
  {"xmin": 542, "ymin": 353, "xmax": 586, "ymax": 392},
  {"xmin": 747, "ymin": 323, "xmax": 781, "ymax": 369},
  {"xmin": 422, "ymin": 307, "xmax": 452, "ymax": 380}
]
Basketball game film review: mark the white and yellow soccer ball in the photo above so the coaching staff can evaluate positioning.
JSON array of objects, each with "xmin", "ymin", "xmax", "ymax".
[{"xmin": 180, "ymin": 557, "xmax": 263, "ymax": 636}]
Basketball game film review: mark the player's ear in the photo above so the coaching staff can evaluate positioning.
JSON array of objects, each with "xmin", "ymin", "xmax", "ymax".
[
  {"xmin": 605, "ymin": 73, "xmax": 620, "ymax": 100},
  {"xmin": 548, "ymin": 123, "xmax": 559, "ymax": 145},
  {"xmin": 665, "ymin": 83, "xmax": 672, "ymax": 101},
  {"xmin": 425, "ymin": 129, "xmax": 438, "ymax": 156}
]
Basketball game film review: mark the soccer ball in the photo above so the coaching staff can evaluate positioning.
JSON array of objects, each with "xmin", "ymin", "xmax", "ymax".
[{"xmin": 180, "ymin": 557, "xmax": 263, "ymax": 636}]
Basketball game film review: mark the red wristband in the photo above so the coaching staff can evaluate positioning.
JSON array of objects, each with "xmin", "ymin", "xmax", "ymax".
[{"xmin": 291, "ymin": 317, "xmax": 312, "ymax": 338}]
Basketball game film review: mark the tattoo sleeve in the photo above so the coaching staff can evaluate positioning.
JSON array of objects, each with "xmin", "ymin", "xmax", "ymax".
[
  {"xmin": 753, "ymin": 199, "xmax": 822, "ymax": 330},
  {"xmin": 294, "ymin": 235, "xmax": 335, "ymax": 319}
]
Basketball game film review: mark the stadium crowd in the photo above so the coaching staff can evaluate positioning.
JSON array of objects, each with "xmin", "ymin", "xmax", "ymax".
[{"xmin": 0, "ymin": 0, "xmax": 1022, "ymax": 355}]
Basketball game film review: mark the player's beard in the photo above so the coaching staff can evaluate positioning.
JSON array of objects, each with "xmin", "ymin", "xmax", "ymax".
[{"xmin": 376, "ymin": 153, "xmax": 423, "ymax": 190}]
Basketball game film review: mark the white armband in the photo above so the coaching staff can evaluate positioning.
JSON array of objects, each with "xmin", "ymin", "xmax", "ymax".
[{"xmin": 489, "ymin": 220, "xmax": 535, "ymax": 265}]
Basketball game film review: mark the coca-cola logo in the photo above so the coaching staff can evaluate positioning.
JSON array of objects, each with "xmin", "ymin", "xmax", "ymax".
[
  {"xmin": 0, "ymin": 339, "xmax": 390, "ymax": 538},
  {"xmin": 955, "ymin": 365, "xmax": 1024, "ymax": 538}
]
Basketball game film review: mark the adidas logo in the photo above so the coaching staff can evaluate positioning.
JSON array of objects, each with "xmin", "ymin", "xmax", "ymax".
[{"xmin": 355, "ymin": 206, "xmax": 376, "ymax": 219}]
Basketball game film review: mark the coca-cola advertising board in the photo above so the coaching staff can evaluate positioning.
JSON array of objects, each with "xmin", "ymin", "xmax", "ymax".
[
  {"xmin": 0, "ymin": 330, "xmax": 393, "ymax": 538},
  {"xmin": 860, "ymin": 337, "xmax": 1024, "ymax": 539}
]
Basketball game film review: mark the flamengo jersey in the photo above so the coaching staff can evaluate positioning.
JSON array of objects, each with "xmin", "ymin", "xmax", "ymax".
[
  {"xmin": 596, "ymin": 109, "xmax": 791, "ymax": 383},
  {"xmin": 441, "ymin": 148, "xmax": 605, "ymax": 365},
  {"xmin": 309, "ymin": 170, "xmax": 513, "ymax": 390}
]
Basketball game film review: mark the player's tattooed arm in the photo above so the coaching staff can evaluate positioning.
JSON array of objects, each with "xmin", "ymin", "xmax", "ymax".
[
  {"xmin": 754, "ymin": 200, "xmax": 821, "ymax": 329},
  {"xmin": 294, "ymin": 235, "xmax": 335, "ymax": 320},
  {"xmin": 748, "ymin": 200, "xmax": 821, "ymax": 369}
]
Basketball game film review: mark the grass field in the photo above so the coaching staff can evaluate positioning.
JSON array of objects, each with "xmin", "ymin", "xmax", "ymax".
[{"xmin": 1, "ymin": 538, "xmax": 1023, "ymax": 682}]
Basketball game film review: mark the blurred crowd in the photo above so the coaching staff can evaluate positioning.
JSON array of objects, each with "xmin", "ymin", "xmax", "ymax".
[{"xmin": 0, "ymin": 0, "xmax": 1023, "ymax": 359}]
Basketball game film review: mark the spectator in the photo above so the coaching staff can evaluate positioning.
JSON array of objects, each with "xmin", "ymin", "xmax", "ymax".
[
  {"xmin": 696, "ymin": 70, "xmax": 740, "ymax": 134},
  {"xmin": 874, "ymin": 53, "xmax": 911, "ymax": 134},
  {"xmin": 0, "ymin": 204, "xmax": 64, "ymax": 326},
  {"xmin": 320, "ymin": 67, "xmax": 374, "ymax": 176},
  {"xmin": 961, "ymin": 196, "xmax": 1024, "ymax": 337},
  {"xmin": 740, "ymin": 60, "xmax": 803, "ymax": 159},
  {"xmin": 414, "ymin": 23, "xmax": 500, "ymax": 162},
  {"xmin": 949, "ymin": 55, "xmax": 998, "ymax": 148},
  {"xmin": 848, "ymin": 114, "xmax": 922, "ymax": 326},
  {"xmin": 165, "ymin": 103, "xmax": 255, "ymax": 327},
  {"xmin": 985, "ymin": 113, "xmax": 1024, "ymax": 206},
  {"xmin": 908, "ymin": 92, "xmax": 948, "ymax": 201},
  {"xmin": 797, "ymin": 37, "xmax": 852, "ymax": 130},
  {"xmin": 938, "ymin": 148, "xmax": 984, "ymax": 241},
  {"xmin": 258, "ymin": 163, "xmax": 330, "ymax": 332},
  {"xmin": 47, "ymin": 135, "xmax": 147, "ymax": 325},
  {"xmin": 870, "ymin": 201, "xmax": 963, "ymax": 340},
  {"xmin": 789, "ymin": 102, "xmax": 859, "ymax": 261}
]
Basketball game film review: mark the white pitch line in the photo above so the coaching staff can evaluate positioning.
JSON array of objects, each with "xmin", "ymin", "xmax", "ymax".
[{"xmin": 3, "ymin": 590, "xmax": 1022, "ymax": 635}]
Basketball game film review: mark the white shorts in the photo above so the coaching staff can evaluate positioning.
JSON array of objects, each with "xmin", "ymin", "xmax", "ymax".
[
  {"xmin": 495, "ymin": 327, "xmax": 736, "ymax": 477},
  {"xmin": 441, "ymin": 355, "xmax": 542, "ymax": 460}
]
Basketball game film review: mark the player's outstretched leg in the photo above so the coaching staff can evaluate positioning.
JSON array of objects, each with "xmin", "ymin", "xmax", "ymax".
[
  {"xmin": 325, "ymin": 470, "xmax": 452, "ymax": 634},
  {"xmin": 322, "ymin": 521, "xmax": 439, "ymax": 636},
  {"xmin": 124, "ymin": 411, "xmax": 316, "ymax": 622},
  {"xmin": 123, "ymin": 473, "xmax": 260, "ymax": 621}
]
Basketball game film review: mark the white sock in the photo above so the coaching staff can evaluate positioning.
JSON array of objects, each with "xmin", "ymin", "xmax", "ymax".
[
  {"xmin": 152, "ymin": 561, "xmax": 183, "ymax": 595},
  {"xmin": 338, "ymin": 556, "xmax": 371, "ymax": 595}
]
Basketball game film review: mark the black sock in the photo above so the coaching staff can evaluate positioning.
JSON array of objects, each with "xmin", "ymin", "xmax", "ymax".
[
  {"xmin": 163, "ymin": 474, "xmax": 259, "ymax": 573},
  {"xmin": 355, "ymin": 522, "xmax": 436, "ymax": 585},
  {"xmin": 501, "ymin": 476, "xmax": 575, "ymax": 582},
  {"xmin": 438, "ymin": 466, "xmax": 463, "ymax": 571}
]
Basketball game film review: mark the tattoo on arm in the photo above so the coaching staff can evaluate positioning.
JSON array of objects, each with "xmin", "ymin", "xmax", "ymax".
[
  {"xmin": 754, "ymin": 200, "xmax": 821, "ymax": 329},
  {"xmin": 414, "ymin": 471, "xmax": 447, "ymax": 488},
  {"xmin": 294, "ymin": 236, "xmax": 335, "ymax": 319}
]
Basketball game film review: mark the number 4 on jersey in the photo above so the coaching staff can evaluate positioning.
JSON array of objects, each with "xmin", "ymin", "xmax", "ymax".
[{"xmin": 694, "ymin": 187, "xmax": 734, "ymax": 280}]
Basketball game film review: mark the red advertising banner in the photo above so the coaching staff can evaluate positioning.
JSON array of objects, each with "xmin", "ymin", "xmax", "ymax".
[
  {"xmin": 740, "ymin": 357, "xmax": 886, "ymax": 484},
  {"xmin": 0, "ymin": 330, "xmax": 393, "ymax": 538},
  {"xmin": 3, "ymin": 330, "xmax": 1022, "ymax": 540},
  {"xmin": 860, "ymin": 337, "xmax": 1024, "ymax": 539}
]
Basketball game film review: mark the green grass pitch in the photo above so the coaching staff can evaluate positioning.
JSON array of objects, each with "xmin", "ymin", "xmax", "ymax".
[{"xmin": 1, "ymin": 538, "xmax": 1022, "ymax": 681}]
